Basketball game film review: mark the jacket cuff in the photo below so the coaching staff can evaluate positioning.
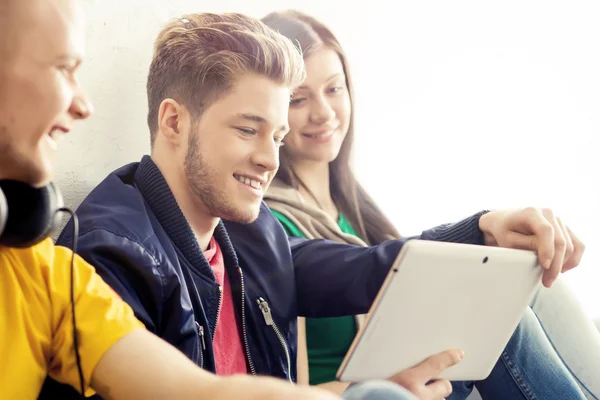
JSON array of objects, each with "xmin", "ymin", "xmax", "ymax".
[{"xmin": 421, "ymin": 210, "xmax": 490, "ymax": 245}]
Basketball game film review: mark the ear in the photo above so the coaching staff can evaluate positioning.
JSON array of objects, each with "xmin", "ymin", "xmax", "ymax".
[{"xmin": 156, "ymin": 99, "xmax": 191, "ymax": 146}]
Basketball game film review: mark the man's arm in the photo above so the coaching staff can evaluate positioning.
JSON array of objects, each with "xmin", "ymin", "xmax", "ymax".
[
  {"xmin": 290, "ymin": 212, "xmax": 487, "ymax": 318},
  {"xmin": 91, "ymin": 329, "xmax": 216, "ymax": 399},
  {"xmin": 92, "ymin": 329, "xmax": 341, "ymax": 400}
]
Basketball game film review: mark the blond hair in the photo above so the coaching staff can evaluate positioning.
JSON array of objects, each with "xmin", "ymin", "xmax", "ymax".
[{"xmin": 146, "ymin": 12, "xmax": 306, "ymax": 145}]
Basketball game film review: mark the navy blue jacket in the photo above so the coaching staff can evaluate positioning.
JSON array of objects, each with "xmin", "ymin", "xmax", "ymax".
[{"xmin": 41, "ymin": 156, "xmax": 485, "ymax": 397}]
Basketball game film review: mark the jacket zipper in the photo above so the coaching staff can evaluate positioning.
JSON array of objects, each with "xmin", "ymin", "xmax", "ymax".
[
  {"xmin": 195, "ymin": 321, "xmax": 206, "ymax": 369},
  {"xmin": 212, "ymin": 285, "xmax": 224, "ymax": 339},
  {"xmin": 238, "ymin": 268, "xmax": 257, "ymax": 375},
  {"xmin": 257, "ymin": 297, "xmax": 293, "ymax": 383},
  {"xmin": 197, "ymin": 285, "xmax": 221, "ymax": 370}
]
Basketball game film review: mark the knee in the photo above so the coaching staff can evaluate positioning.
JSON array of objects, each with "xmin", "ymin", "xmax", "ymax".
[{"xmin": 512, "ymin": 307, "xmax": 539, "ymax": 339}]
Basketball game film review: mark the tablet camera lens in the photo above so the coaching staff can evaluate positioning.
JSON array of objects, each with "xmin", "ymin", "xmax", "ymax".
[{"xmin": 483, "ymin": 256, "xmax": 489, "ymax": 264}]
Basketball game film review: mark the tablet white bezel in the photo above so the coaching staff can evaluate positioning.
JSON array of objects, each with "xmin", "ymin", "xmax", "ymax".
[{"xmin": 336, "ymin": 240, "xmax": 542, "ymax": 382}]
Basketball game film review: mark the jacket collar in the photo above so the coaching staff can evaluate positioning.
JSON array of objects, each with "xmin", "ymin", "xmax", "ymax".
[{"xmin": 133, "ymin": 155, "xmax": 239, "ymax": 277}]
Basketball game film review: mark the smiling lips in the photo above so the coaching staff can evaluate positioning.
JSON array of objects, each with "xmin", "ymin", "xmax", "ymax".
[
  {"xmin": 46, "ymin": 126, "xmax": 69, "ymax": 149},
  {"xmin": 234, "ymin": 174, "xmax": 264, "ymax": 192},
  {"xmin": 302, "ymin": 127, "xmax": 337, "ymax": 141}
]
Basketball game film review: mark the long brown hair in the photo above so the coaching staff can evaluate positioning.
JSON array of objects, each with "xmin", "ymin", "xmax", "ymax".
[{"xmin": 262, "ymin": 10, "xmax": 400, "ymax": 245}]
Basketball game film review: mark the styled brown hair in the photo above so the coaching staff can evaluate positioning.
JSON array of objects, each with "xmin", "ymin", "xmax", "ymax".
[
  {"xmin": 262, "ymin": 10, "xmax": 400, "ymax": 245},
  {"xmin": 146, "ymin": 13, "xmax": 306, "ymax": 145}
]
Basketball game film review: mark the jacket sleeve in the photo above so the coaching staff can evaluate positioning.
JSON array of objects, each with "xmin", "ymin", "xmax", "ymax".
[
  {"xmin": 291, "ymin": 211, "xmax": 488, "ymax": 318},
  {"xmin": 57, "ymin": 227, "xmax": 166, "ymax": 335}
]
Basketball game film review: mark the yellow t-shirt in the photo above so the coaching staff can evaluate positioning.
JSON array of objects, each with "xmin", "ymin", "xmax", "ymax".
[{"xmin": 0, "ymin": 238, "xmax": 144, "ymax": 399}]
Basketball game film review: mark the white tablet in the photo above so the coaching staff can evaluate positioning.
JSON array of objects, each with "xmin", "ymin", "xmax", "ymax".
[{"xmin": 336, "ymin": 239, "xmax": 542, "ymax": 382}]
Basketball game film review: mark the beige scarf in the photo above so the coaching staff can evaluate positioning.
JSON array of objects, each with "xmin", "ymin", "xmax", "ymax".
[
  {"xmin": 264, "ymin": 178, "xmax": 367, "ymax": 329},
  {"xmin": 264, "ymin": 178, "xmax": 368, "ymax": 246}
]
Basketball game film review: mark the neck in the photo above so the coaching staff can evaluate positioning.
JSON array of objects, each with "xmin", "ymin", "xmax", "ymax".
[
  {"xmin": 291, "ymin": 159, "xmax": 338, "ymax": 219},
  {"xmin": 151, "ymin": 152, "xmax": 218, "ymax": 252}
]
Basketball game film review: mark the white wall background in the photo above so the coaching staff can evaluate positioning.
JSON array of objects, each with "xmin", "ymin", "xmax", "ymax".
[{"xmin": 56, "ymin": 0, "xmax": 600, "ymax": 318}]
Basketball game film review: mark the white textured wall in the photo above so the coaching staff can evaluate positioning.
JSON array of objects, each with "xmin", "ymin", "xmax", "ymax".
[
  {"xmin": 56, "ymin": 1, "xmax": 600, "ymax": 317},
  {"xmin": 54, "ymin": 0, "xmax": 354, "ymax": 208}
]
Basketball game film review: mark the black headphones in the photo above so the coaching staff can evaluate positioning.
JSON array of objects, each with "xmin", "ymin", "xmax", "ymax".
[{"xmin": 0, "ymin": 180, "xmax": 64, "ymax": 248}]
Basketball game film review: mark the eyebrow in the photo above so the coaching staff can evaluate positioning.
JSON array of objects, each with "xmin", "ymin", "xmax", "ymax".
[
  {"xmin": 236, "ymin": 113, "xmax": 289, "ymax": 133},
  {"xmin": 297, "ymin": 72, "xmax": 344, "ymax": 90}
]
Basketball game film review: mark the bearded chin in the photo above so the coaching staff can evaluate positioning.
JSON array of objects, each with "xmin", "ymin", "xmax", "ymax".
[
  {"xmin": 217, "ymin": 203, "xmax": 261, "ymax": 225},
  {"xmin": 184, "ymin": 134, "xmax": 262, "ymax": 225}
]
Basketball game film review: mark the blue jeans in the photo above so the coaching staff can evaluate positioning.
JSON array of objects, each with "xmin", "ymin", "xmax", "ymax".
[
  {"xmin": 529, "ymin": 279, "xmax": 600, "ymax": 400},
  {"xmin": 449, "ymin": 307, "xmax": 586, "ymax": 400}
]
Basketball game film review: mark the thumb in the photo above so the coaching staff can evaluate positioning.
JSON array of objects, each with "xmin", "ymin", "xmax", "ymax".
[{"xmin": 409, "ymin": 349, "xmax": 464, "ymax": 382}]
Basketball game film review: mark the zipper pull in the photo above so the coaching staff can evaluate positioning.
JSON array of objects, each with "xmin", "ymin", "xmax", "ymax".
[
  {"xmin": 196, "ymin": 321, "xmax": 206, "ymax": 350},
  {"xmin": 257, "ymin": 297, "xmax": 274, "ymax": 326}
]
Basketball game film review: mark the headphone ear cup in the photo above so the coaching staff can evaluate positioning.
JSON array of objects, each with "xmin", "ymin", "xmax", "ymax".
[
  {"xmin": 0, "ymin": 180, "xmax": 63, "ymax": 248},
  {"xmin": 39, "ymin": 182, "xmax": 65, "ymax": 241},
  {"xmin": 46, "ymin": 182, "xmax": 65, "ymax": 234},
  {"xmin": 0, "ymin": 187, "xmax": 7, "ymax": 238}
]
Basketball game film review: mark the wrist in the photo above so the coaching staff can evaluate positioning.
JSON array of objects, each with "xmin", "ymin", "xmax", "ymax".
[{"xmin": 478, "ymin": 211, "xmax": 497, "ymax": 246}]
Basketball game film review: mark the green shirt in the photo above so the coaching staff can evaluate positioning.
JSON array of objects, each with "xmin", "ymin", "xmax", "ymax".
[{"xmin": 271, "ymin": 210, "xmax": 359, "ymax": 385}]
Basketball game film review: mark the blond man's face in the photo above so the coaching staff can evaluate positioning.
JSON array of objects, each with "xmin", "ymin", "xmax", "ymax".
[
  {"xmin": 182, "ymin": 73, "xmax": 291, "ymax": 223},
  {"xmin": 0, "ymin": 0, "xmax": 92, "ymax": 187}
]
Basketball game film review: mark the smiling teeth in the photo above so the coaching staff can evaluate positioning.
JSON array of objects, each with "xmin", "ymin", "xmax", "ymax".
[{"xmin": 235, "ymin": 175, "xmax": 262, "ymax": 190}]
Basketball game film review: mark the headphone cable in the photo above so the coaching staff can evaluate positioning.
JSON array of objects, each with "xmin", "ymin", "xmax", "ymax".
[{"xmin": 58, "ymin": 207, "xmax": 85, "ymax": 397}]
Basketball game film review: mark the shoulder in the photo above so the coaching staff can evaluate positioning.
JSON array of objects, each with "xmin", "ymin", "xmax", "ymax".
[
  {"xmin": 57, "ymin": 164, "xmax": 165, "ymax": 263},
  {"xmin": 0, "ymin": 238, "xmax": 55, "ymax": 288}
]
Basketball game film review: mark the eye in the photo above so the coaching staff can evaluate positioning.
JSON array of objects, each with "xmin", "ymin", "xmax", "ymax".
[
  {"xmin": 236, "ymin": 127, "xmax": 256, "ymax": 135},
  {"xmin": 290, "ymin": 97, "xmax": 306, "ymax": 106},
  {"xmin": 58, "ymin": 65, "xmax": 72, "ymax": 76},
  {"xmin": 58, "ymin": 59, "xmax": 80, "ymax": 74},
  {"xmin": 57, "ymin": 65, "xmax": 81, "ymax": 84},
  {"xmin": 328, "ymin": 86, "xmax": 344, "ymax": 94}
]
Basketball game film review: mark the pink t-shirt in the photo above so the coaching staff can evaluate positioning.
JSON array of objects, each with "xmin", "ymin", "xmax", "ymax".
[{"xmin": 203, "ymin": 237, "xmax": 248, "ymax": 375}]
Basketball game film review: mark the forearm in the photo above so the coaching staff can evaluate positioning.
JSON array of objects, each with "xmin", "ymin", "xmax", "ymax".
[
  {"xmin": 292, "ymin": 212, "xmax": 487, "ymax": 318},
  {"xmin": 292, "ymin": 238, "xmax": 406, "ymax": 317},
  {"xmin": 91, "ymin": 329, "xmax": 219, "ymax": 400},
  {"xmin": 91, "ymin": 329, "xmax": 341, "ymax": 400}
]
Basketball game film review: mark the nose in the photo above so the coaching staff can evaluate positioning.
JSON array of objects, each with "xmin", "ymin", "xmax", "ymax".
[
  {"xmin": 69, "ymin": 85, "xmax": 93, "ymax": 120},
  {"xmin": 251, "ymin": 136, "xmax": 279, "ymax": 173},
  {"xmin": 309, "ymin": 94, "xmax": 335, "ymax": 125}
]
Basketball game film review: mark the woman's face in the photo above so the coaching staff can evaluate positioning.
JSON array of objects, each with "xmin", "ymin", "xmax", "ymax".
[{"xmin": 284, "ymin": 47, "xmax": 351, "ymax": 165}]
